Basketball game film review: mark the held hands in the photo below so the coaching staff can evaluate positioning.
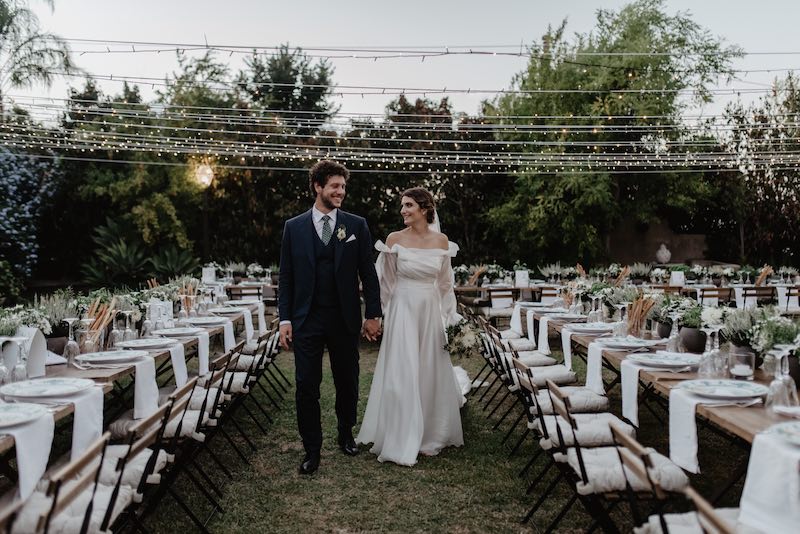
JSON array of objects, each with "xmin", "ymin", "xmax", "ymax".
[
  {"xmin": 362, "ymin": 318, "xmax": 382, "ymax": 341},
  {"xmin": 279, "ymin": 323, "xmax": 293, "ymax": 350}
]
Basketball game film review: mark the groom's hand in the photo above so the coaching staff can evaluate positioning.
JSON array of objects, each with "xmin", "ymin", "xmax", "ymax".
[
  {"xmin": 363, "ymin": 318, "xmax": 381, "ymax": 341},
  {"xmin": 279, "ymin": 323, "xmax": 293, "ymax": 350}
]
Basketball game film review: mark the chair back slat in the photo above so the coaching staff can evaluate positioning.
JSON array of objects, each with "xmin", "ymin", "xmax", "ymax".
[
  {"xmin": 684, "ymin": 486, "xmax": 736, "ymax": 534},
  {"xmin": 609, "ymin": 423, "xmax": 667, "ymax": 500}
]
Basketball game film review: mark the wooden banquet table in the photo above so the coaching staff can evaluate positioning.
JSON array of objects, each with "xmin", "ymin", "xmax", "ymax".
[
  {"xmin": 534, "ymin": 312, "xmax": 795, "ymax": 444},
  {"xmin": 0, "ymin": 307, "xmax": 254, "ymax": 456}
]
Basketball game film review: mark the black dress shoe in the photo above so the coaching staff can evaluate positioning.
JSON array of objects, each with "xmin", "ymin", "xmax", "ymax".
[
  {"xmin": 298, "ymin": 451, "xmax": 320, "ymax": 475},
  {"xmin": 338, "ymin": 435, "xmax": 360, "ymax": 456}
]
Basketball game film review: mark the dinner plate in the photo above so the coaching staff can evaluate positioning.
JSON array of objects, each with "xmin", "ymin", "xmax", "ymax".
[
  {"xmin": 770, "ymin": 421, "xmax": 800, "ymax": 446},
  {"xmin": 187, "ymin": 316, "xmax": 229, "ymax": 326},
  {"xmin": 151, "ymin": 327, "xmax": 204, "ymax": 338},
  {"xmin": 116, "ymin": 338, "xmax": 176, "ymax": 350},
  {"xmin": 627, "ymin": 352, "xmax": 701, "ymax": 369},
  {"xmin": 76, "ymin": 350, "xmax": 149, "ymax": 364},
  {"xmin": 550, "ymin": 313, "xmax": 587, "ymax": 321},
  {"xmin": 517, "ymin": 302, "xmax": 552, "ymax": 308},
  {"xmin": 0, "ymin": 402, "xmax": 49, "ymax": 428},
  {"xmin": 597, "ymin": 337, "xmax": 663, "ymax": 350},
  {"xmin": 225, "ymin": 299, "xmax": 260, "ymax": 306},
  {"xmin": 208, "ymin": 307, "xmax": 246, "ymax": 315},
  {"xmin": 533, "ymin": 308, "xmax": 569, "ymax": 315},
  {"xmin": 0, "ymin": 378, "xmax": 95, "ymax": 399},
  {"xmin": 569, "ymin": 323, "xmax": 615, "ymax": 333},
  {"xmin": 678, "ymin": 379, "xmax": 768, "ymax": 400}
]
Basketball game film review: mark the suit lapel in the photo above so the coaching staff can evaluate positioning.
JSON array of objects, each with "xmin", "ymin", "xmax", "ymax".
[
  {"xmin": 301, "ymin": 210, "xmax": 315, "ymax": 268},
  {"xmin": 334, "ymin": 211, "xmax": 347, "ymax": 272}
]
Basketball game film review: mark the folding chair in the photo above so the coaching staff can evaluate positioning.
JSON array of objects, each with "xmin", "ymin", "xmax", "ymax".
[
  {"xmin": 539, "ymin": 286, "xmax": 560, "ymax": 305},
  {"xmin": 785, "ymin": 286, "xmax": 800, "ymax": 312},
  {"xmin": 741, "ymin": 286, "xmax": 776, "ymax": 308},
  {"xmin": 698, "ymin": 287, "xmax": 732, "ymax": 307},
  {"xmin": 226, "ymin": 285, "xmax": 262, "ymax": 301}
]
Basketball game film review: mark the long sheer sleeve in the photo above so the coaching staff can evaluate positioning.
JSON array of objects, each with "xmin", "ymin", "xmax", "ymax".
[
  {"xmin": 374, "ymin": 241, "xmax": 397, "ymax": 312},
  {"xmin": 437, "ymin": 242, "xmax": 463, "ymax": 328}
]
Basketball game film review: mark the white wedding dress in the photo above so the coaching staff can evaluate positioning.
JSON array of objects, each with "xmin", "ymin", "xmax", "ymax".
[{"xmin": 356, "ymin": 240, "xmax": 470, "ymax": 466}]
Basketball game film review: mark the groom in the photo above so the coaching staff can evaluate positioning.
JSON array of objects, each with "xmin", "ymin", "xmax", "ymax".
[{"xmin": 278, "ymin": 160, "xmax": 382, "ymax": 475}]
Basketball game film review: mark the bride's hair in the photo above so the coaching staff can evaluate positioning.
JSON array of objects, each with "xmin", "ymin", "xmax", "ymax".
[{"xmin": 401, "ymin": 187, "xmax": 436, "ymax": 224}]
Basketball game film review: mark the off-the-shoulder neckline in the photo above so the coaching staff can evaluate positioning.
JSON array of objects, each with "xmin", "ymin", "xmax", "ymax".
[{"xmin": 375, "ymin": 240, "xmax": 459, "ymax": 256}]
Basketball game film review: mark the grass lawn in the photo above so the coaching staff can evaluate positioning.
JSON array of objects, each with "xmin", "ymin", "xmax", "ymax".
[{"xmin": 152, "ymin": 336, "xmax": 747, "ymax": 533}]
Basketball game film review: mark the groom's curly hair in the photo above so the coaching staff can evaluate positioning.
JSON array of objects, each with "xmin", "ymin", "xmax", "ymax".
[
  {"xmin": 401, "ymin": 187, "xmax": 436, "ymax": 224},
  {"xmin": 309, "ymin": 160, "xmax": 349, "ymax": 195}
]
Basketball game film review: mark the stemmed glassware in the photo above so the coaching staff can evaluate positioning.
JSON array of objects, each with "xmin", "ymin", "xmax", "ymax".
[
  {"xmin": 0, "ymin": 342, "xmax": 8, "ymax": 385},
  {"xmin": 666, "ymin": 311, "xmax": 683, "ymax": 352},
  {"xmin": 773, "ymin": 343, "xmax": 799, "ymax": 406},
  {"xmin": 121, "ymin": 310, "xmax": 136, "ymax": 341},
  {"xmin": 63, "ymin": 317, "xmax": 80, "ymax": 363},
  {"xmin": 107, "ymin": 311, "xmax": 123, "ymax": 349}
]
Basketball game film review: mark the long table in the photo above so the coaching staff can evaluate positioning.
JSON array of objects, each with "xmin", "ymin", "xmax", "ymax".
[
  {"xmin": 536, "ymin": 313, "xmax": 795, "ymax": 444},
  {"xmin": 0, "ymin": 308, "xmax": 254, "ymax": 455}
]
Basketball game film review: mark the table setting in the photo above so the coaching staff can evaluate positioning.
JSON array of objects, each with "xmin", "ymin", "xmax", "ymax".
[{"xmin": 0, "ymin": 401, "xmax": 54, "ymax": 499}]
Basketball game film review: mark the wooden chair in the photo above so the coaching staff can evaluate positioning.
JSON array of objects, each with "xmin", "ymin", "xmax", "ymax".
[
  {"xmin": 785, "ymin": 286, "xmax": 800, "ymax": 312},
  {"xmin": 226, "ymin": 285, "xmax": 263, "ymax": 301},
  {"xmin": 698, "ymin": 287, "xmax": 733, "ymax": 306},
  {"xmin": 539, "ymin": 286, "xmax": 560, "ymax": 305},
  {"xmin": 741, "ymin": 286, "xmax": 777, "ymax": 308},
  {"xmin": 683, "ymin": 486, "xmax": 736, "ymax": 534},
  {"xmin": 650, "ymin": 285, "xmax": 683, "ymax": 295},
  {"xmin": 0, "ymin": 499, "xmax": 22, "ymax": 534}
]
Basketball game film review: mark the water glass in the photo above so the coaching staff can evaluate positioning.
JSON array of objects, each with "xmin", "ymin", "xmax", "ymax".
[{"xmin": 728, "ymin": 350, "xmax": 755, "ymax": 380}]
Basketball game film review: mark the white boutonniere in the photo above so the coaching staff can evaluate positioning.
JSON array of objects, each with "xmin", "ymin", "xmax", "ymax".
[{"xmin": 336, "ymin": 224, "xmax": 347, "ymax": 241}]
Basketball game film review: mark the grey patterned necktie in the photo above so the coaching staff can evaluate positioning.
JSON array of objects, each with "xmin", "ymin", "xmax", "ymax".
[{"xmin": 321, "ymin": 214, "xmax": 333, "ymax": 245}]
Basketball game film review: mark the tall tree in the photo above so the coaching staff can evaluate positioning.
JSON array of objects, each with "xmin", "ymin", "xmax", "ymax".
[
  {"xmin": 0, "ymin": 0, "xmax": 78, "ymax": 116},
  {"xmin": 487, "ymin": 0, "xmax": 740, "ymax": 265}
]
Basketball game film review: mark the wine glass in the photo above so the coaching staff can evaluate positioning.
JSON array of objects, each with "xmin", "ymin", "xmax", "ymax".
[
  {"xmin": 774, "ymin": 343, "xmax": 799, "ymax": 406},
  {"xmin": 6, "ymin": 337, "xmax": 28, "ymax": 383},
  {"xmin": 121, "ymin": 311, "xmax": 136, "ymax": 341},
  {"xmin": 140, "ymin": 307, "xmax": 153, "ymax": 338},
  {"xmin": 666, "ymin": 311, "xmax": 682, "ymax": 352},
  {"xmin": 63, "ymin": 318, "xmax": 80, "ymax": 363},
  {"xmin": 78, "ymin": 318, "xmax": 94, "ymax": 353},
  {"xmin": 766, "ymin": 350, "xmax": 791, "ymax": 411},
  {"xmin": 107, "ymin": 311, "xmax": 123, "ymax": 349}
]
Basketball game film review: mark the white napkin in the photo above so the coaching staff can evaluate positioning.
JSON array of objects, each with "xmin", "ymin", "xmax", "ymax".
[
  {"xmin": 0, "ymin": 408, "xmax": 53, "ymax": 499},
  {"xmin": 133, "ymin": 357, "xmax": 158, "ymax": 419},
  {"xmin": 585, "ymin": 342, "xmax": 606, "ymax": 395},
  {"xmin": 772, "ymin": 406, "xmax": 800, "ymax": 418},
  {"xmin": 256, "ymin": 302, "xmax": 267, "ymax": 335},
  {"xmin": 509, "ymin": 304, "xmax": 524, "ymax": 335},
  {"xmin": 168, "ymin": 343, "xmax": 188, "ymax": 386},
  {"xmin": 223, "ymin": 320, "xmax": 235, "ymax": 351},
  {"xmin": 242, "ymin": 309, "xmax": 254, "ymax": 341},
  {"xmin": 560, "ymin": 326, "xmax": 575, "ymax": 370},
  {"xmin": 195, "ymin": 331, "xmax": 210, "ymax": 376},
  {"xmin": 621, "ymin": 359, "xmax": 659, "ymax": 426},
  {"xmin": 669, "ymin": 389, "xmax": 760, "ymax": 474},
  {"xmin": 46, "ymin": 351, "xmax": 67, "ymax": 366},
  {"xmin": 537, "ymin": 316, "xmax": 551, "ymax": 355},
  {"xmin": 55, "ymin": 387, "xmax": 104, "ymax": 461},
  {"xmin": 526, "ymin": 310, "xmax": 537, "ymax": 346},
  {"xmin": 739, "ymin": 432, "xmax": 800, "ymax": 532}
]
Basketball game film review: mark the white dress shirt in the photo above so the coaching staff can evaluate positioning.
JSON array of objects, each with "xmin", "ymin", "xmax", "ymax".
[{"xmin": 312, "ymin": 206, "xmax": 338, "ymax": 241}]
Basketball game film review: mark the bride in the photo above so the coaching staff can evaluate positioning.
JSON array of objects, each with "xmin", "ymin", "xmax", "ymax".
[{"xmin": 356, "ymin": 187, "xmax": 469, "ymax": 466}]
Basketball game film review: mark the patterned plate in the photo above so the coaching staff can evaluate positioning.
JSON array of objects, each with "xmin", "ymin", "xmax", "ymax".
[
  {"xmin": 208, "ymin": 307, "xmax": 246, "ymax": 315},
  {"xmin": 598, "ymin": 337, "xmax": 663, "ymax": 350},
  {"xmin": 569, "ymin": 323, "xmax": 615, "ymax": 333},
  {"xmin": 76, "ymin": 350, "xmax": 148, "ymax": 364},
  {"xmin": 0, "ymin": 402, "xmax": 49, "ymax": 428},
  {"xmin": 0, "ymin": 378, "xmax": 95, "ymax": 398},
  {"xmin": 771, "ymin": 421, "xmax": 800, "ymax": 446},
  {"xmin": 151, "ymin": 327, "xmax": 204, "ymax": 338},
  {"xmin": 678, "ymin": 379, "xmax": 768, "ymax": 400},
  {"xmin": 187, "ymin": 316, "xmax": 229, "ymax": 326},
  {"xmin": 627, "ymin": 352, "xmax": 701, "ymax": 369},
  {"xmin": 116, "ymin": 338, "xmax": 176, "ymax": 350}
]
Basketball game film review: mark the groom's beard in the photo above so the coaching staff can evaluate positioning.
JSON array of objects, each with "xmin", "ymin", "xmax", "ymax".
[{"xmin": 320, "ymin": 192, "xmax": 344, "ymax": 210}]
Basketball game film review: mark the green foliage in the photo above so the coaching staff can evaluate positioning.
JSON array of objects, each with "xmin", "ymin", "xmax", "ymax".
[
  {"xmin": 81, "ymin": 218, "xmax": 150, "ymax": 286},
  {"xmin": 679, "ymin": 304, "xmax": 703, "ymax": 329},
  {"xmin": 486, "ymin": 0, "xmax": 740, "ymax": 264},
  {"xmin": 0, "ymin": 259, "xmax": 22, "ymax": 304},
  {"xmin": 149, "ymin": 246, "xmax": 200, "ymax": 280}
]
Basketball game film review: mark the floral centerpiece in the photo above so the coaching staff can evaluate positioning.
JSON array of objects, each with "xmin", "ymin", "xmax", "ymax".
[
  {"xmin": 444, "ymin": 319, "xmax": 482, "ymax": 358},
  {"xmin": 0, "ymin": 305, "xmax": 52, "ymax": 335},
  {"xmin": 453, "ymin": 264, "xmax": 470, "ymax": 286},
  {"xmin": 606, "ymin": 263, "xmax": 623, "ymax": 278},
  {"xmin": 246, "ymin": 262, "xmax": 265, "ymax": 278},
  {"xmin": 538, "ymin": 262, "xmax": 562, "ymax": 281},
  {"xmin": 629, "ymin": 262, "xmax": 652, "ymax": 281},
  {"xmin": 204, "ymin": 261, "xmax": 223, "ymax": 277},
  {"xmin": 750, "ymin": 315, "xmax": 800, "ymax": 354},
  {"xmin": 688, "ymin": 264, "xmax": 706, "ymax": 281},
  {"xmin": 484, "ymin": 263, "xmax": 507, "ymax": 283},
  {"xmin": 33, "ymin": 289, "xmax": 78, "ymax": 337},
  {"xmin": 224, "ymin": 261, "xmax": 247, "ymax": 277},
  {"xmin": 0, "ymin": 313, "xmax": 21, "ymax": 336},
  {"xmin": 650, "ymin": 267, "xmax": 667, "ymax": 283}
]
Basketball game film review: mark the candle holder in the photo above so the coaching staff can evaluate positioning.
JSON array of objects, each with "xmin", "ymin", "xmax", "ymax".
[{"xmin": 728, "ymin": 350, "xmax": 754, "ymax": 380}]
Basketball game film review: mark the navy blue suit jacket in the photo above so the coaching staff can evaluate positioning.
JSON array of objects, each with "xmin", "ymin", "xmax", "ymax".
[{"xmin": 278, "ymin": 209, "xmax": 382, "ymax": 335}]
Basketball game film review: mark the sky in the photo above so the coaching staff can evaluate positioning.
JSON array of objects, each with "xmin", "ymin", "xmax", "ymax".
[{"xmin": 11, "ymin": 0, "xmax": 800, "ymax": 120}]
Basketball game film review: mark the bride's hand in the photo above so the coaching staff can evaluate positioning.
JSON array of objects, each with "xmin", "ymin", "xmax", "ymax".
[{"xmin": 363, "ymin": 318, "xmax": 381, "ymax": 341}]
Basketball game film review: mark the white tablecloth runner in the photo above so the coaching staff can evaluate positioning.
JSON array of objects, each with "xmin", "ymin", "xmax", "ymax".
[
  {"xmin": 560, "ymin": 326, "xmax": 575, "ymax": 370},
  {"xmin": 526, "ymin": 310, "xmax": 537, "ymax": 346},
  {"xmin": 242, "ymin": 309, "xmax": 254, "ymax": 341},
  {"xmin": 739, "ymin": 431, "xmax": 800, "ymax": 532},
  {"xmin": 195, "ymin": 331, "xmax": 210, "ymax": 376},
  {"xmin": 168, "ymin": 343, "xmax": 188, "ymax": 386},
  {"xmin": 509, "ymin": 304, "xmax": 524, "ymax": 335},
  {"xmin": 537, "ymin": 316, "xmax": 551, "ymax": 355},
  {"xmin": 223, "ymin": 320, "xmax": 235, "ymax": 351},
  {"xmin": 256, "ymin": 302, "xmax": 267, "ymax": 335},
  {"xmin": 133, "ymin": 357, "xmax": 158, "ymax": 419},
  {"xmin": 620, "ymin": 359, "xmax": 660, "ymax": 427},
  {"xmin": 585, "ymin": 342, "xmax": 606, "ymax": 395},
  {"xmin": 0, "ymin": 406, "xmax": 53, "ymax": 499}
]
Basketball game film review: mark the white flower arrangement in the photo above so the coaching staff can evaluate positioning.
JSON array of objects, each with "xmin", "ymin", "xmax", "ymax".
[
  {"xmin": 606, "ymin": 263, "xmax": 622, "ymax": 277},
  {"xmin": 246, "ymin": 262, "xmax": 265, "ymax": 277},
  {"xmin": 778, "ymin": 266, "xmax": 798, "ymax": 276},
  {"xmin": 690, "ymin": 265, "xmax": 706, "ymax": 276},
  {"xmin": 0, "ymin": 304, "xmax": 52, "ymax": 335},
  {"xmin": 629, "ymin": 262, "xmax": 652, "ymax": 278},
  {"xmin": 453, "ymin": 264, "xmax": 470, "ymax": 285},
  {"xmin": 750, "ymin": 315, "xmax": 800, "ymax": 353},
  {"xmin": 700, "ymin": 306, "xmax": 727, "ymax": 327},
  {"xmin": 444, "ymin": 320, "xmax": 482, "ymax": 358},
  {"xmin": 650, "ymin": 267, "xmax": 667, "ymax": 281},
  {"xmin": 484, "ymin": 263, "xmax": 507, "ymax": 282}
]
